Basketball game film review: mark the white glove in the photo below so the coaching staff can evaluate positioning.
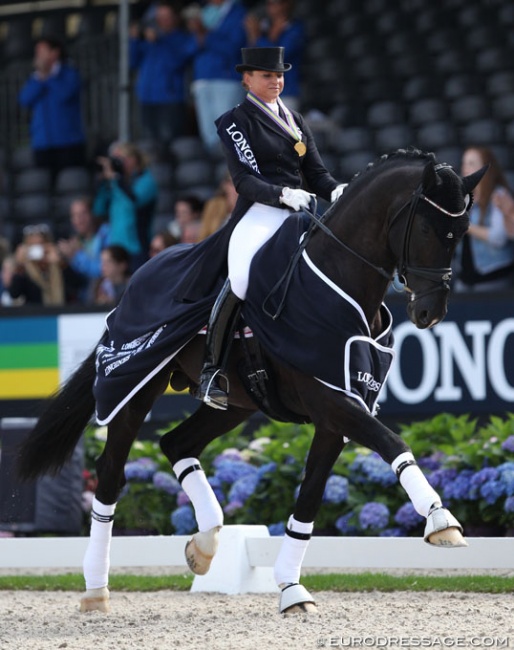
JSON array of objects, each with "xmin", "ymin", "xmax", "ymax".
[
  {"xmin": 331, "ymin": 183, "xmax": 348, "ymax": 203},
  {"xmin": 279, "ymin": 187, "xmax": 315, "ymax": 211}
]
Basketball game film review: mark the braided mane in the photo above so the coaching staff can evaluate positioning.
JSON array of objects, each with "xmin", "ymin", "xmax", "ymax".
[{"xmin": 349, "ymin": 148, "xmax": 438, "ymax": 183}]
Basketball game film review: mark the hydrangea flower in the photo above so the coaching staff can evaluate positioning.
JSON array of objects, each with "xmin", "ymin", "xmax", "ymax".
[
  {"xmin": 124, "ymin": 458, "xmax": 157, "ymax": 482},
  {"xmin": 394, "ymin": 502, "xmax": 424, "ymax": 530},
  {"xmin": 212, "ymin": 449, "xmax": 244, "ymax": 467},
  {"xmin": 504, "ymin": 496, "xmax": 514, "ymax": 514},
  {"xmin": 359, "ymin": 502, "xmax": 390, "ymax": 530},
  {"xmin": 444, "ymin": 469, "xmax": 474, "ymax": 501},
  {"xmin": 380, "ymin": 527, "xmax": 407, "ymax": 537},
  {"xmin": 335, "ymin": 512, "xmax": 358, "ymax": 535},
  {"xmin": 428, "ymin": 468, "xmax": 458, "ymax": 490},
  {"xmin": 176, "ymin": 490, "xmax": 191, "ymax": 506},
  {"xmin": 350, "ymin": 454, "xmax": 396, "ymax": 487},
  {"xmin": 170, "ymin": 505, "xmax": 196, "ymax": 534},
  {"xmin": 207, "ymin": 476, "xmax": 226, "ymax": 503},
  {"xmin": 215, "ymin": 459, "xmax": 258, "ymax": 484},
  {"xmin": 501, "ymin": 436, "xmax": 514, "ymax": 454},
  {"xmin": 223, "ymin": 500, "xmax": 243, "ymax": 516},
  {"xmin": 323, "ymin": 475, "xmax": 349, "ymax": 504},
  {"xmin": 228, "ymin": 472, "xmax": 260, "ymax": 504},
  {"xmin": 497, "ymin": 463, "xmax": 514, "ymax": 497},
  {"xmin": 268, "ymin": 521, "xmax": 286, "ymax": 536},
  {"xmin": 480, "ymin": 479, "xmax": 505, "ymax": 505},
  {"xmin": 152, "ymin": 471, "xmax": 181, "ymax": 495},
  {"xmin": 257, "ymin": 462, "xmax": 277, "ymax": 478}
]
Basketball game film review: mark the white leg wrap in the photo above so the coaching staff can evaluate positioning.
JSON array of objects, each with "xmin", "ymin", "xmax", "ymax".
[
  {"xmin": 273, "ymin": 516, "xmax": 313, "ymax": 587},
  {"xmin": 173, "ymin": 458, "xmax": 223, "ymax": 532},
  {"xmin": 83, "ymin": 497, "xmax": 116, "ymax": 591},
  {"xmin": 392, "ymin": 452, "xmax": 441, "ymax": 518}
]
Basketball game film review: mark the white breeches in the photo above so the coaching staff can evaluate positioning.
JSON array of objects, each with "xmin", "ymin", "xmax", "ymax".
[{"xmin": 228, "ymin": 202, "xmax": 291, "ymax": 299}]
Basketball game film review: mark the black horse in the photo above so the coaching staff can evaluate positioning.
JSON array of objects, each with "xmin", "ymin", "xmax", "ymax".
[{"xmin": 18, "ymin": 150, "xmax": 486, "ymax": 614}]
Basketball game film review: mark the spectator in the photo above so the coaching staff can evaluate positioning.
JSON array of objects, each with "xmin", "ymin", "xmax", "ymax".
[
  {"xmin": 1, "ymin": 256, "xmax": 22, "ymax": 306},
  {"xmin": 129, "ymin": 1, "xmax": 198, "ymax": 150},
  {"xmin": 454, "ymin": 146, "xmax": 514, "ymax": 292},
  {"xmin": 149, "ymin": 229, "xmax": 178, "ymax": 257},
  {"xmin": 18, "ymin": 36, "xmax": 86, "ymax": 182},
  {"xmin": 198, "ymin": 172, "xmax": 238, "ymax": 240},
  {"xmin": 168, "ymin": 194, "xmax": 204, "ymax": 242},
  {"xmin": 184, "ymin": 0, "xmax": 247, "ymax": 155},
  {"xmin": 493, "ymin": 187, "xmax": 514, "ymax": 239},
  {"xmin": 57, "ymin": 197, "xmax": 110, "ymax": 303},
  {"xmin": 94, "ymin": 245, "xmax": 132, "ymax": 307},
  {"xmin": 7, "ymin": 224, "xmax": 84, "ymax": 305},
  {"xmin": 93, "ymin": 142, "xmax": 158, "ymax": 271},
  {"xmin": 245, "ymin": 0, "xmax": 305, "ymax": 110}
]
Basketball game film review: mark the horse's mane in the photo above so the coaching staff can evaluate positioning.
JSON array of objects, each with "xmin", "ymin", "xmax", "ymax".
[{"xmin": 349, "ymin": 147, "xmax": 437, "ymax": 185}]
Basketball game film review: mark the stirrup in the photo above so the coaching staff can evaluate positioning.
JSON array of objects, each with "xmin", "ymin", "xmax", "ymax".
[{"xmin": 198, "ymin": 369, "xmax": 228, "ymax": 410}]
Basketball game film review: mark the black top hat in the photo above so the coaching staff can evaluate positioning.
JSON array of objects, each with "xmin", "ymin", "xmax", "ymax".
[{"xmin": 235, "ymin": 47, "xmax": 292, "ymax": 73}]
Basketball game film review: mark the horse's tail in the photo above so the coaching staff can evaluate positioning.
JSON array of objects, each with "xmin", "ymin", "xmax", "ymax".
[{"xmin": 17, "ymin": 347, "xmax": 97, "ymax": 481}]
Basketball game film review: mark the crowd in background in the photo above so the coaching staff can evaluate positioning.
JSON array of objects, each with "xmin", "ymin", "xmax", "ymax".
[{"xmin": 1, "ymin": 0, "xmax": 514, "ymax": 308}]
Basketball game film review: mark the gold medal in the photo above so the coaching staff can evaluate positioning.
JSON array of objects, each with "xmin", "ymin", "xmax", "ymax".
[{"xmin": 294, "ymin": 141, "xmax": 307, "ymax": 157}]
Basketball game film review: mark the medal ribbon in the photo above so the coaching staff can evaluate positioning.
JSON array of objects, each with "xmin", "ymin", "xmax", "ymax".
[{"xmin": 246, "ymin": 92, "xmax": 302, "ymax": 143}]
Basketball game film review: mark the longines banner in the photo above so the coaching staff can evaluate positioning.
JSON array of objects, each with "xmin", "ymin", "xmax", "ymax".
[{"xmin": 1, "ymin": 293, "xmax": 513, "ymax": 418}]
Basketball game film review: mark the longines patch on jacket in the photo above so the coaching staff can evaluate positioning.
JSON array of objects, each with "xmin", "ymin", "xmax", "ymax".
[{"xmin": 244, "ymin": 217, "xmax": 395, "ymax": 415}]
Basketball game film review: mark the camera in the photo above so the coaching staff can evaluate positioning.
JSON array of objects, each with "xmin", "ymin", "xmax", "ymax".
[
  {"xmin": 109, "ymin": 156, "xmax": 124, "ymax": 175},
  {"xmin": 27, "ymin": 244, "xmax": 45, "ymax": 261}
]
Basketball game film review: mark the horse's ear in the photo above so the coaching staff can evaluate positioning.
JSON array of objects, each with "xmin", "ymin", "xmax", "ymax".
[
  {"xmin": 462, "ymin": 164, "xmax": 489, "ymax": 193},
  {"xmin": 420, "ymin": 160, "xmax": 439, "ymax": 193}
]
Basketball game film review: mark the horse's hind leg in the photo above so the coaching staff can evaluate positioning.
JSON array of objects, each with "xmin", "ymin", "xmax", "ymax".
[
  {"xmin": 160, "ymin": 404, "xmax": 254, "ymax": 574},
  {"xmin": 81, "ymin": 368, "xmax": 170, "ymax": 613}
]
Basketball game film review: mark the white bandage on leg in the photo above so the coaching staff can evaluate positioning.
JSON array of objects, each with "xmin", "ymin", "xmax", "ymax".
[
  {"xmin": 392, "ymin": 452, "xmax": 441, "ymax": 518},
  {"xmin": 273, "ymin": 515, "xmax": 314, "ymax": 587},
  {"xmin": 173, "ymin": 458, "xmax": 223, "ymax": 532},
  {"xmin": 83, "ymin": 497, "xmax": 116, "ymax": 590}
]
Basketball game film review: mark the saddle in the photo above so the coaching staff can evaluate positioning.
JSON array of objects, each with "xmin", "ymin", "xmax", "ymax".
[{"xmin": 236, "ymin": 324, "xmax": 309, "ymax": 425}]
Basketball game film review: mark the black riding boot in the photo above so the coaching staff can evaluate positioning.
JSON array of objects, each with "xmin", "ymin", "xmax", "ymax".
[{"xmin": 196, "ymin": 280, "xmax": 242, "ymax": 410}]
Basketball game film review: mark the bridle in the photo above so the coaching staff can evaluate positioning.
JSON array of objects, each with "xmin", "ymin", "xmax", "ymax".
[{"xmin": 306, "ymin": 164, "xmax": 469, "ymax": 303}]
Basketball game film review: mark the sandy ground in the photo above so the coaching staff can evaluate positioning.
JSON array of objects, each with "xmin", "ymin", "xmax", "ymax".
[{"xmin": 0, "ymin": 579, "xmax": 513, "ymax": 650}]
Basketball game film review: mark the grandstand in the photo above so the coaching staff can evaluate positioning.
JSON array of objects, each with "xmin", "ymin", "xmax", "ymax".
[{"xmin": 0, "ymin": 0, "xmax": 513, "ymax": 245}]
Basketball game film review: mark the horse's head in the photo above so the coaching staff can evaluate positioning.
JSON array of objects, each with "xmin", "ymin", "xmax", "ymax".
[{"xmin": 391, "ymin": 158, "xmax": 487, "ymax": 329}]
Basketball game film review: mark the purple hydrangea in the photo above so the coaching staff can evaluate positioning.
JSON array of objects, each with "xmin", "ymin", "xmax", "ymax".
[
  {"xmin": 444, "ymin": 469, "xmax": 474, "ymax": 501},
  {"xmin": 212, "ymin": 450, "xmax": 244, "ymax": 467},
  {"xmin": 152, "ymin": 471, "xmax": 181, "ymax": 495},
  {"xmin": 323, "ymin": 475, "xmax": 349, "ymax": 504},
  {"xmin": 504, "ymin": 496, "xmax": 514, "ymax": 514},
  {"xmin": 335, "ymin": 512, "xmax": 358, "ymax": 535},
  {"xmin": 215, "ymin": 460, "xmax": 258, "ymax": 484},
  {"xmin": 257, "ymin": 462, "xmax": 277, "ymax": 478},
  {"xmin": 176, "ymin": 490, "xmax": 191, "ymax": 506},
  {"xmin": 480, "ymin": 479, "xmax": 505, "ymax": 505},
  {"xmin": 228, "ymin": 472, "xmax": 260, "ymax": 504},
  {"xmin": 497, "ymin": 463, "xmax": 514, "ymax": 496},
  {"xmin": 418, "ymin": 456, "xmax": 442, "ymax": 472},
  {"xmin": 359, "ymin": 502, "xmax": 390, "ymax": 530},
  {"xmin": 207, "ymin": 476, "xmax": 226, "ymax": 503},
  {"xmin": 501, "ymin": 436, "xmax": 514, "ymax": 454},
  {"xmin": 170, "ymin": 505, "xmax": 196, "ymax": 534},
  {"xmin": 350, "ymin": 454, "xmax": 397, "ymax": 487},
  {"xmin": 268, "ymin": 521, "xmax": 286, "ymax": 536},
  {"xmin": 428, "ymin": 468, "xmax": 458, "ymax": 490},
  {"xmin": 394, "ymin": 502, "xmax": 424, "ymax": 530},
  {"xmin": 124, "ymin": 458, "xmax": 157, "ymax": 482},
  {"xmin": 379, "ymin": 527, "xmax": 407, "ymax": 537},
  {"xmin": 223, "ymin": 500, "xmax": 243, "ymax": 516}
]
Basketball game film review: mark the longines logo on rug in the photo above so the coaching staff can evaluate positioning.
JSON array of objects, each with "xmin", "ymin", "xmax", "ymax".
[{"xmin": 356, "ymin": 371, "xmax": 382, "ymax": 392}]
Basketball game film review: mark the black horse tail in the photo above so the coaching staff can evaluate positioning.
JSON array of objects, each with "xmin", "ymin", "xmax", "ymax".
[{"xmin": 17, "ymin": 348, "xmax": 97, "ymax": 481}]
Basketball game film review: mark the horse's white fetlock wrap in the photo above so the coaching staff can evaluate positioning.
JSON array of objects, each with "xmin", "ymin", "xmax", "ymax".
[
  {"xmin": 185, "ymin": 526, "xmax": 221, "ymax": 575},
  {"xmin": 80, "ymin": 587, "xmax": 110, "ymax": 613},
  {"xmin": 279, "ymin": 583, "xmax": 316, "ymax": 614},
  {"xmin": 424, "ymin": 506, "xmax": 467, "ymax": 547}
]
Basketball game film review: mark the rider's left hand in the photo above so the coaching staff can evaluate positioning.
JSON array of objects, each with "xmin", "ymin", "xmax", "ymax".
[{"xmin": 331, "ymin": 184, "xmax": 348, "ymax": 203}]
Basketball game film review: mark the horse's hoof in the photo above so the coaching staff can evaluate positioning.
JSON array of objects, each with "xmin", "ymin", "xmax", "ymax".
[
  {"xmin": 279, "ymin": 583, "xmax": 317, "ymax": 615},
  {"xmin": 424, "ymin": 507, "xmax": 468, "ymax": 547},
  {"xmin": 185, "ymin": 526, "xmax": 221, "ymax": 575},
  {"xmin": 80, "ymin": 587, "xmax": 110, "ymax": 613}
]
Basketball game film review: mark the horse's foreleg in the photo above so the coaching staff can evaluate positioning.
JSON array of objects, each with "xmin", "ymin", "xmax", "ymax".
[
  {"xmin": 160, "ymin": 404, "xmax": 254, "ymax": 574},
  {"xmin": 275, "ymin": 427, "xmax": 346, "ymax": 614}
]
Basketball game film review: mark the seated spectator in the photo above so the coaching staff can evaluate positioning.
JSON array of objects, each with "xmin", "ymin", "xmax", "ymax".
[
  {"xmin": 168, "ymin": 194, "xmax": 204, "ymax": 243},
  {"xmin": 58, "ymin": 197, "xmax": 110, "ymax": 303},
  {"xmin": 93, "ymin": 142, "xmax": 158, "ymax": 271},
  {"xmin": 8, "ymin": 224, "xmax": 85, "ymax": 305},
  {"xmin": 149, "ymin": 229, "xmax": 178, "ymax": 257},
  {"xmin": 454, "ymin": 146, "xmax": 514, "ymax": 292},
  {"xmin": 245, "ymin": 0, "xmax": 305, "ymax": 110},
  {"xmin": 18, "ymin": 36, "xmax": 86, "ymax": 182},
  {"xmin": 184, "ymin": 0, "xmax": 247, "ymax": 155},
  {"xmin": 198, "ymin": 172, "xmax": 238, "ymax": 240},
  {"xmin": 94, "ymin": 245, "xmax": 132, "ymax": 307},
  {"xmin": 1, "ymin": 256, "xmax": 23, "ymax": 306},
  {"xmin": 493, "ymin": 187, "xmax": 514, "ymax": 239}
]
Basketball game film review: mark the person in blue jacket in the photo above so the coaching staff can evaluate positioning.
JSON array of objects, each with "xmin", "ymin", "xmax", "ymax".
[
  {"xmin": 18, "ymin": 36, "xmax": 86, "ymax": 180},
  {"xmin": 129, "ymin": 1, "xmax": 198, "ymax": 148},
  {"xmin": 184, "ymin": 0, "xmax": 248, "ymax": 155},
  {"xmin": 245, "ymin": 0, "xmax": 305, "ymax": 110},
  {"xmin": 93, "ymin": 142, "xmax": 158, "ymax": 272}
]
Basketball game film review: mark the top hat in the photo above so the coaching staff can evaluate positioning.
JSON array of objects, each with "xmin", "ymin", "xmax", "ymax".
[{"xmin": 235, "ymin": 47, "xmax": 292, "ymax": 73}]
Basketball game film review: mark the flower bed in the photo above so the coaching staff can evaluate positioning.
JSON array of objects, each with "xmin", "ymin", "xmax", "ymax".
[{"xmin": 83, "ymin": 413, "xmax": 514, "ymax": 537}]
